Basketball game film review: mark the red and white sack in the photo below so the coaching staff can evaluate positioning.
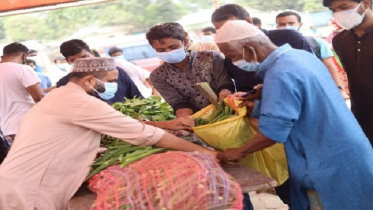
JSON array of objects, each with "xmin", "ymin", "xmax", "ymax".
[{"xmin": 88, "ymin": 151, "xmax": 243, "ymax": 210}]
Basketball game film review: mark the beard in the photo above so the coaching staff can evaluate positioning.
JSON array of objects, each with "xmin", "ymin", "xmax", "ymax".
[{"xmin": 88, "ymin": 82, "xmax": 105, "ymax": 99}]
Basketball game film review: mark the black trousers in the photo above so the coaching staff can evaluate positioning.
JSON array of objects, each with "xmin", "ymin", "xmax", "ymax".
[{"xmin": 275, "ymin": 179, "xmax": 291, "ymax": 208}]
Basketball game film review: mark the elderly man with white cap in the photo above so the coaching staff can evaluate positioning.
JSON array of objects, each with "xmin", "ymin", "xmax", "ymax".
[
  {"xmin": 0, "ymin": 57, "xmax": 216, "ymax": 210},
  {"xmin": 215, "ymin": 20, "xmax": 373, "ymax": 210}
]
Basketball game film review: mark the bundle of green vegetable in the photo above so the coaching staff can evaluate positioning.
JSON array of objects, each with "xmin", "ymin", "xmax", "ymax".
[
  {"xmin": 88, "ymin": 97, "xmax": 175, "ymax": 180},
  {"xmin": 112, "ymin": 96, "xmax": 175, "ymax": 121},
  {"xmin": 87, "ymin": 140, "xmax": 166, "ymax": 180},
  {"xmin": 194, "ymin": 102, "xmax": 235, "ymax": 126}
]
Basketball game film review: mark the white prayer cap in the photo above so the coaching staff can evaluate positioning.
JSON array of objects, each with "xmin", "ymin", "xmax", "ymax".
[{"xmin": 215, "ymin": 20, "xmax": 264, "ymax": 43}]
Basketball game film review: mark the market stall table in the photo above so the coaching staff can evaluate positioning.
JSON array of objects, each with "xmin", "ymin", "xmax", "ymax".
[{"xmin": 68, "ymin": 163, "xmax": 278, "ymax": 210}]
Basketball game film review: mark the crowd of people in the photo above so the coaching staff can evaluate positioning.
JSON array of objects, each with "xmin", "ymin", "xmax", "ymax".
[{"xmin": 0, "ymin": 0, "xmax": 372, "ymax": 209}]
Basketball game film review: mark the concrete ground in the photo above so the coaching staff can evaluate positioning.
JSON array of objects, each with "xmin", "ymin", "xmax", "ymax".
[{"xmin": 250, "ymin": 192, "xmax": 289, "ymax": 210}]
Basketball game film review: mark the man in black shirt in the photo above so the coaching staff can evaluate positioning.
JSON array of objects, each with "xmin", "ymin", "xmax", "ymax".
[
  {"xmin": 211, "ymin": 4, "xmax": 313, "ymax": 92},
  {"xmin": 324, "ymin": 0, "xmax": 373, "ymax": 145},
  {"xmin": 56, "ymin": 39, "xmax": 142, "ymax": 104}
]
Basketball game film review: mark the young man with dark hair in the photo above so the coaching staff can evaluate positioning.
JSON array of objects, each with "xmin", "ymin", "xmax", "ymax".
[
  {"xmin": 324, "ymin": 0, "xmax": 373, "ymax": 146},
  {"xmin": 0, "ymin": 57, "xmax": 215, "ymax": 210},
  {"xmin": 56, "ymin": 39, "xmax": 143, "ymax": 103},
  {"xmin": 211, "ymin": 4, "xmax": 313, "ymax": 93},
  {"xmin": 275, "ymin": 11, "xmax": 349, "ymax": 99},
  {"xmin": 0, "ymin": 42, "xmax": 44, "ymax": 146},
  {"xmin": 252, "ymin": 17, "xmax": 262, "ymax": 29},
  {"xmin": 146, "ymin": 22, "xmax": 234, "ymax": 118},
  {"xmin": 108, "ymin": 47, "xmax": 122, "ymax": 57},
  {"xmin": 26, "ymin": 59, "xmax": 52, "ymax": 90},
  {"xmin": 202, "ymin": 26, "xmax": 217, "ymax": 35},
  {"xmin": 108, "ymin": 46, "xmax": 153, "ymax": 98}
]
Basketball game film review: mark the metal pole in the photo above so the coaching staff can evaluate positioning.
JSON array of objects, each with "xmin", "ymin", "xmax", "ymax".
[{"xmin": 213, "ymin": 0, "xmax": 219, "ymax": 9}]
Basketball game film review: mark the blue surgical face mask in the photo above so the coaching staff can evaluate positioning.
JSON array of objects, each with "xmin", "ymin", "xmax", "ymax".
[
  {"xmin": 281, "ymin": 25, "xmax": 299, "ymax": 31},
  {"xmin": 91, "ymin": 78, "xmax": 118, "ymax": 100},
  {"xmin": 57, "ymin": 63, "xmax": 71, "ymax": 71},
  {"xmin": 233, "ymin": 47, "xmax": 259, "ymax": 72},
  {"xmin": 156, "ymin": 47, "xmax": 186, "ymax": 64}
]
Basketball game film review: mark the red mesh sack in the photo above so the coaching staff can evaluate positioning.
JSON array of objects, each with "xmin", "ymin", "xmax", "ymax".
[{"xmin": 88, "ymin": 151, "xmax": 243, "ymax": 210}]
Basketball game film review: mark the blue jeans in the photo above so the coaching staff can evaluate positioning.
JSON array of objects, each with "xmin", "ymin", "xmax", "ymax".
[{"xmin": 243, "ymin": 193, "xmax": 254, "ymax": 210}]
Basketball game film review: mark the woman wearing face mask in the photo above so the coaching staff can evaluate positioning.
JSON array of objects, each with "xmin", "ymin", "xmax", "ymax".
[{"xmin": 146, "ymin": 22, "xmax": 235, "ymax": 118}]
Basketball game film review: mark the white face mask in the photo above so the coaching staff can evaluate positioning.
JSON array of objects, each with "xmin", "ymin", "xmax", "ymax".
[
  {"xmin": 201, "ymin": 35, "xmax": 215, "ymax": 42},
  {"xmin": 333, "ymin": 3, "xmax": 366, "ymax": 30}
]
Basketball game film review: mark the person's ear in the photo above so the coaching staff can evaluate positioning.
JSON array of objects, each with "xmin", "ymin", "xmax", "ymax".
[
  {"xmin": 83, "ymin": 75, "xmax": 95, "ymax": 87},
  {"xmin": 184, "ymin": 36, "xmax": 190, "ymax": 49},
  {"xmin": 243, "ymin": 45, "xmax": 254, "ymax": 61},
  {"xmin": 246, "ymin": 17, "xmax": 253, "ymax": 24},
  {"xmin": 299, "ymin": 22, "xmax": 303, "ymax": 30},
  {"xmin": 363, "ymin": 0, "xmax": 371, "ymax": 10}
]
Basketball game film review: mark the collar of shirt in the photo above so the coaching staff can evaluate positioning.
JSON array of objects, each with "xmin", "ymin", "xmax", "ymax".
[
  {"xmin": 257, "ymin": 44, "xmax": 292, "ymax": 79},
  {"xmin": 66, "ymin": 81, "xmax": 87, "ymax": 93},
  {"xmin": 350, "ymin": 23, "xmax": 373, "ymax": 36}
]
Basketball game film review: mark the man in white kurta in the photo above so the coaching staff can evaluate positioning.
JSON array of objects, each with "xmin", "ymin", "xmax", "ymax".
[{"xmin": 0, "ymin": 57, "xmax": 212, "ymax": 210}]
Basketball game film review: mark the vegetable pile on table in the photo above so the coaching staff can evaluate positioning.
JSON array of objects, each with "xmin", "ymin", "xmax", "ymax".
[
  {"xmin": 112, "ymin": 96, "xmax": 175, "ymax": 121},
  {"xmin": 88, "ymin": 96, "xmax": 176, "ymax": 180},
  {"xmin": 86, "ymin": 141, "xmax": 166, "ymax": 180}
]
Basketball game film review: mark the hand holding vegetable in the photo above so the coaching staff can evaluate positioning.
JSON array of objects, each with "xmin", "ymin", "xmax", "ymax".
[{"xmin": 167, "ymin": 117, "xmax": 195, "ymax": 131}]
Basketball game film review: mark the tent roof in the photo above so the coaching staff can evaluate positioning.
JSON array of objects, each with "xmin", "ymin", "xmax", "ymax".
[{"xmin": 0, "ymin": 0, "xmax": 116, "ymax": 16}]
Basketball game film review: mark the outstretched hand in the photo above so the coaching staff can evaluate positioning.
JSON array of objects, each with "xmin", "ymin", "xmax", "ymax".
[{"xmin": 167, "ymin": 117, "xmax": 195, "ymax": 131}]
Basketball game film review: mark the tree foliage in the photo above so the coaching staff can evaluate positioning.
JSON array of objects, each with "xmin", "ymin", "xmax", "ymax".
[
  {"xmin": 235, "ymin": 0, "xmax": 324, "ymax": 12},
  {"xmin": 0, "ymin": 0, "xmax": 325, "ymax": 42}
]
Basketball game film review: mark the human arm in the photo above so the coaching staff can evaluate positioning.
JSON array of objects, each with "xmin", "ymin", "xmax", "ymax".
[
  {"xmin": 218, "ymin": 132, "xmax": 275, "ymax": 162},
  {"xmin": 72, "ymin": 100, "xmax": 215, "ymax": 155},
  {"xmin": 20, "ymin": 65, "xmax": 44, "ymax": 103},
  {"xmin": 43, "ymin": 86, "xmax": 56, "ymax": 93},
  {"xmin": 143, "ymin": 117, "xmax": 195, "ymax": 131},
  {"xmin": 175, "ymin": 108, "xmax": 194, "ymax": 118},
  {"xmin": 322, "ymin": 57, "xmax": 349, "ymax": 99},
  {"xmin": 316, "ymin": 38, "xmax": 349, "ymax": 99},
  {"xmin": 211, "ymin": 52, "xmax": 235, "ymax": 100},
  {"xmin": 154, "ymin": 132, "xmax": 217, "ymax": 156},
  {"xmin": 26, "ymin": 84, "xmax": 44, "ymax": 103}
]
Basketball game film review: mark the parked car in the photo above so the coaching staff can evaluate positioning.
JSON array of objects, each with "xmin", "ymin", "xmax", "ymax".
[{"xmin": 104, "ymin": 40, "xmax": 161, "ymax": 72}]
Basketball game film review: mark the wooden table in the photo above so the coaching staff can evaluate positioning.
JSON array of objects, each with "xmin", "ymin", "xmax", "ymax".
[{"xmin": 68, "ymin": 164, "xmax": 277, "ymax": 210}]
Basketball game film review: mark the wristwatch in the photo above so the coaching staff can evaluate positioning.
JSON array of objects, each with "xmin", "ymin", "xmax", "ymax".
[{"xmin": 338, "ymin": 85, "xmax": 344, "ymax": 90}]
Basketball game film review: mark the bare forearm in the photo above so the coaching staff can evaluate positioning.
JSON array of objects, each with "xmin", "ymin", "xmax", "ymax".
[
  {"xmin": 239, "ymin": 132, "xmax": 276, "ymax": 156},
  {"xmin": 143, "ymin": 121, "xmax": 170, "ymax": 130},
  {"xmin": 154, "ymin": 132, "xmax": 211, "ymax": 154},
  {"xmin": 323, "ymin": 57, "xmax": 343, "ymax": 86},
  {"xmin": 176, "ymin": 108, "xmax": 194, "ymax": 118}
]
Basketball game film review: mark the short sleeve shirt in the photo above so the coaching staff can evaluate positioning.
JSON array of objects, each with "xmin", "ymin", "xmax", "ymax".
[
  {"xmin": 314, "ymin": 37, "xmax": 333, "ymax": 60},
  {"xmin": 0, "ymin": 62, "xmax": 40, "ymax": 135}
]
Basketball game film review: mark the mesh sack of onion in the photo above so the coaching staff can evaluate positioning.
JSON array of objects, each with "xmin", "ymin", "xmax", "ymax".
[{"xmin": 88, "ymin": 151, "xmax": 243, "ymax": 210}]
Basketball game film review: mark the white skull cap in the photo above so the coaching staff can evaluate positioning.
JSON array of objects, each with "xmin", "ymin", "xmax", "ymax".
[{"xmin": 215, "ymin": 20, "xmax": 264, "ymax": 43}]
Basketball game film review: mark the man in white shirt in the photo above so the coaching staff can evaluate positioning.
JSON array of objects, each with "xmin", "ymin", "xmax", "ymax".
[
  {"xmin": 108, "ymin": 47, "xmax": 153, "ymax": 98},
  {"xmin": 0, "ymin": 42, "xmax": 44, "ymax": 145}
]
